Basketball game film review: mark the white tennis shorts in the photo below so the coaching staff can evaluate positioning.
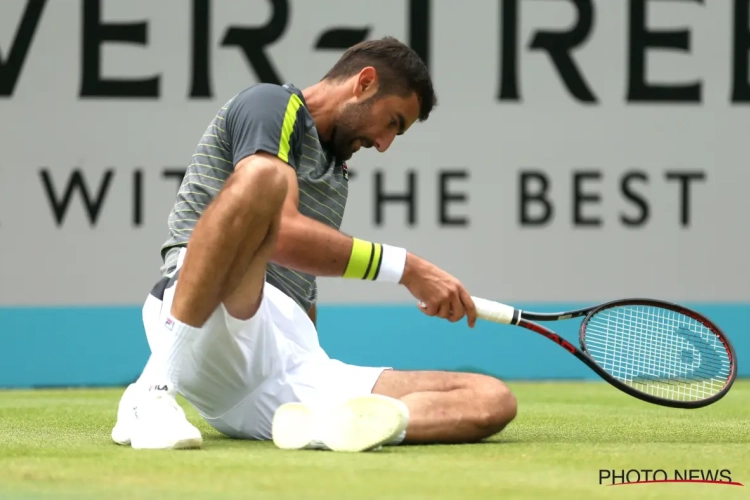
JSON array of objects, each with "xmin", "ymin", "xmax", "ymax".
[{"xmin": 141, "ymin": 249, "xmax": 389, "ymax": 440}]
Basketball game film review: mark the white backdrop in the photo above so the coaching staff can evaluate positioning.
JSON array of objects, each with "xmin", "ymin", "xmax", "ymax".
[{"xmin": 1, "ymin": 0, "xmax": 748, "ymax": 306}]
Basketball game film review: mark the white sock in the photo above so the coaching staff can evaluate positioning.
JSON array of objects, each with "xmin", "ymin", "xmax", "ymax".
[
  {"xmin": 135, "ymin": 354, "xmax": 160, "ymax": 389},
  {"xmin": 147, "ymin": 315, "xmax": 201, "ymax": 395}
]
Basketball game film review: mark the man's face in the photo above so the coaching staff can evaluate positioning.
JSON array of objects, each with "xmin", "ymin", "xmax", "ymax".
[{"xmin": 329, "ymin": 89, "xmax": 420, "ymax": 162}]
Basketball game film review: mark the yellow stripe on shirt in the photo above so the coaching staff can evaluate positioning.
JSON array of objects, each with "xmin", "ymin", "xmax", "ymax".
[{"xmin": 278, "ymin": 93, "xmax": 304, "ymax": 163}]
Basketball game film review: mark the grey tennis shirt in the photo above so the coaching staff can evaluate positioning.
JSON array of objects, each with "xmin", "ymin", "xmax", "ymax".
[{"xmin": 160, "ymin": 83, "xmax": 350, "ymax": 313}]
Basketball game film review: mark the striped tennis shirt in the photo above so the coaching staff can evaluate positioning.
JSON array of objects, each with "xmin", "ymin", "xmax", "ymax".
[{"xmin": 160, "ymin": 83, "xmax": 349, "ymax": 313}]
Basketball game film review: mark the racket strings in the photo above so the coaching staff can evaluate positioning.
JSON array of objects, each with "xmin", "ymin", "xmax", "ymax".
[{"xmin": 583, "ymin": 306, "xmax": 731, "ymax": 402}]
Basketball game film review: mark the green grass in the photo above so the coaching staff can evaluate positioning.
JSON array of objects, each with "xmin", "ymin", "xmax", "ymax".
[{"xmin": 1, "ymin": 381, "xmax": 748, "ymax": 500}]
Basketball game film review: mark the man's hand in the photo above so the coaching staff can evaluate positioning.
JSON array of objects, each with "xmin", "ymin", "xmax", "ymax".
[{"xmin": 400, "ymin": 253, "xmax": 477, "ymax": 328}]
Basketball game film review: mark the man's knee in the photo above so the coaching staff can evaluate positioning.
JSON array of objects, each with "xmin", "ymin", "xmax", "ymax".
[
  {"xmin": 227, "ymin": 159, "xmax": 288, "ymax": 216},
  {"xmin": 469, "ymin": 375, "xmax": 517, "ymax": 436}
]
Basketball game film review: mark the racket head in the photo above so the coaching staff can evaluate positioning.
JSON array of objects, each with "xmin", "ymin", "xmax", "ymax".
[{"xmin": 578, "ymin": 298, "xmax": 737, "ymax": 409}]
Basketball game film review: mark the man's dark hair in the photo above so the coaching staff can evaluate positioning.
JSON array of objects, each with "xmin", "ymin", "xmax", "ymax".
[{"xmin": 322, "ymin": 36, "xmax": 437, "ymax": 121}]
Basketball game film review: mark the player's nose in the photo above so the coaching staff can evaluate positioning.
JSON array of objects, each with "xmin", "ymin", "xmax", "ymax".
[{"xmin": 375, "ymin": 132, "xmax": 396, "ymax": 153}]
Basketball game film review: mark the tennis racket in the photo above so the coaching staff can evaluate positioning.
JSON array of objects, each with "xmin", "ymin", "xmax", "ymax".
[{"xmin": 469, "ymin": 297, "xmax": 737, "ymax": 409}]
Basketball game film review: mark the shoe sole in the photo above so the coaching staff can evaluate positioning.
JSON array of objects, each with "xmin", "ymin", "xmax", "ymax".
[
  {"xmin": 112, "ymin": 415, "xmax": 203, "ymax": 450},
  {"xmin": 130, "ymin": 435, "xmax": 203, "ymax": 450},
  {"xmin": 113, "ymin": 428, "xmax": 203, "ymax": 450},
  {"xmin": 272, "ymin": 394, "xmax": 409, "ymax": 452}
]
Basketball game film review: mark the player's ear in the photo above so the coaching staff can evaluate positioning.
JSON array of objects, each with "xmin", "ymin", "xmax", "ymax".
[{"xmin": 354, "ymin": 67, "xmax": 378, "ymax": 98}]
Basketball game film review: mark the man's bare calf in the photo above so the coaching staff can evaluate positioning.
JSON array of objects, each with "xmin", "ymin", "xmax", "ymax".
[{"xmin": 372, "ymin": 370, "xmax": 517, "ymax": 444}]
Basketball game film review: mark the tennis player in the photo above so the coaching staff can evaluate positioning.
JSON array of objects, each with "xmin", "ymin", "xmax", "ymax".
[{"xmin": 111, "ymin": 37, "xmax": 517, "ymax": 451}]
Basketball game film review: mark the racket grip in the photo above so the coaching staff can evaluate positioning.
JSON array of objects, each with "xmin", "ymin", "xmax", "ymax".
[{"xmin": 471, "ymin": 296, "xmax": 516, "ymax": 324}]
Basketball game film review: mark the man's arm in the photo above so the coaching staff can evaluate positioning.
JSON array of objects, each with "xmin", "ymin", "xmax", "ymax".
[
  {"xmin": 268, "ymin": 165, "xmax": 477, "ymax": 324},
  {"xmin": 271, "ymin": 163, "xmax": 427, "ymax": 284},
  {"xmin": 270, "ymin": 164, "xmax": 361, "ymax": 277}
]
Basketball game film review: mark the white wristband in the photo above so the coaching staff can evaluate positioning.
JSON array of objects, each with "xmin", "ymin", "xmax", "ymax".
[{"xmin": 376, "ymin": 244, "xmax": 407, "ymax": 283}]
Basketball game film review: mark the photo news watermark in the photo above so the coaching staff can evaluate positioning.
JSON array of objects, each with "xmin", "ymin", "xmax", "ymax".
[{"xmin": 599, "ymin": 469, "xmax": 744, "ymax": 486}]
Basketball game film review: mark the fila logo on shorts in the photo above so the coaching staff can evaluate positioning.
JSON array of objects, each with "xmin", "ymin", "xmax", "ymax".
[{"xmin": 165, "ymin": 318, "xmax": 174, "ymax": 331}]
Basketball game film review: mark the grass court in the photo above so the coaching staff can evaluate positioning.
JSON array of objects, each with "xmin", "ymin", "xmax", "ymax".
[{"xmin": 1, "ymin": 381, "xmax": 748, "ymax": 499}]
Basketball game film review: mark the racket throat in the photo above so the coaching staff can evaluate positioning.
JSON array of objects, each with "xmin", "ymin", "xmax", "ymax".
[{"xmin": 511, "ymin": 309, "xmax": 522, "ymax": 325}]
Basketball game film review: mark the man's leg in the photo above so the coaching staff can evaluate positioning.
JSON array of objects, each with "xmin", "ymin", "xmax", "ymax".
[
  {"xmin": 152, "ymin": 161, "xmax": 287, "ymax": 386},
  {"xmin": 170, "ymin": 162, "xmax": 288, "ymax": 328},
  {"xmin": 123, "ymin": 162, "xmax": 288, "ymax": 449},
  {"xmin": 371, "ymin": 370, "xmax": 517, "ymax": 444}
]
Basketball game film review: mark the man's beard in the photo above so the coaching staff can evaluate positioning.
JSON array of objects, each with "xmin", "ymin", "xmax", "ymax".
[{"xmin": 330, "ymin": 100, "xmax": 374, "ymax": 162}]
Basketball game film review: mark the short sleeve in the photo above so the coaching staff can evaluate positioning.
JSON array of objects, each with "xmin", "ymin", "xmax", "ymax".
[{"xmin": 225, "ymin": 84, "xmax": 305, "ymax": 169}]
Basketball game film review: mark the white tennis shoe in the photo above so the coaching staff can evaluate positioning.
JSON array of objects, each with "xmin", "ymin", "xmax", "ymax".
[
  {"xmin": 271, "ymin": 394, "xmax": 409, "ymax": 452},
  {"xmin": 111, "ymin": 383, "xmax": 203, "ymax": 450}
]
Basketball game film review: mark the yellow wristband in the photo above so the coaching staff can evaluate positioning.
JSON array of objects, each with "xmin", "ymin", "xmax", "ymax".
[
  {"xmin": 343, "ymin": 238, "xmax": 406, "ymax": 283},
  {"xmin": 343, "ymin": 238, "xmax": 383, "ymax": 280}
]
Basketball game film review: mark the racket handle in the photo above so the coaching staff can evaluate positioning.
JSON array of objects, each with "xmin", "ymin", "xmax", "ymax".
[{"xmin": 471, "ymin": 296, "xmax": 516, "ymax": 325}]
